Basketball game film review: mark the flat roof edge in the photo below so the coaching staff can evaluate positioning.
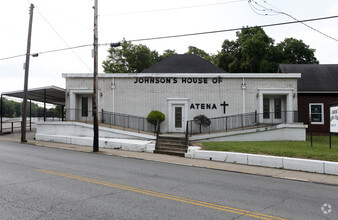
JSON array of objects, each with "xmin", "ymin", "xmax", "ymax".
[{"xmin": 62, "ymin": 73, "xmax": 301, "ymax": 79}]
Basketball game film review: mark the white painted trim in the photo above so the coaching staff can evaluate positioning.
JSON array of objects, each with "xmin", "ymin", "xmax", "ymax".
[
  {"xmin": 167, "ymin": 98, "xmax": 189, "ymax": 133},
  {"xmin": 298, "ymin": 91, "xmax": 338, "ymax": 94},
  {"xmin": 258, "ymin": 88, "xmax": 294, "ymax": 94},
  {"xmin": 2, "ymin": 85, "xmax": 65, "ymax": 95},
  {"xmin": 63, "ymin": 73, "xmax": 301, "ymax": 79},
  {"xmin": 258, "ymin": 88, "xmax": 294, "ymax": 123},
  {"xmin": 68, "ymin": 89, "xmax": 101, "ymax": 120},
  {"xmin": 309, "ymin": 103, "xmax": 324, "ymax": 125}
]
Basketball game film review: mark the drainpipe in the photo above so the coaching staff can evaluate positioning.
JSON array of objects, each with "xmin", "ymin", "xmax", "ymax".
[
  {"xmin": 111, "ymin": 78, "xmax": 115, "ymax": 113},
  {"xmin": 241, "ymin": 78, "xmax": 246, "ymax": 125}
]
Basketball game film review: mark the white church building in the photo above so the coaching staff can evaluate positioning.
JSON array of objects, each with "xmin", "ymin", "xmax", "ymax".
[{"xmin": 62, "ymin": 54, "xmax": 302, "ymax": 137}]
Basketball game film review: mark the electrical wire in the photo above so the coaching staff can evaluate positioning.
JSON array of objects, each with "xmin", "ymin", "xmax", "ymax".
[
  {"xmin": 248, "ymin": 0, "xmax": 338, "ymax": 42},
  {"xmin": 36, "ymin": 8, "xmax": 92, "ymax": 71},
  {"xmin": 1, "ymin": 15, "xmax": 338, "ymax": 61},
  {"xmin": 38, "ymin": 44, "xmax": 92, "ymax": 55},
  {"xmin": 0, "ymin": 54, "xmax": 28, "ymax": 61},
  {"xmin": 127, "ymin": 15, "xmax": 338, "ymax": 43},
  {"xmin": 102, "ymin": 0, "xmax": 247, "ymax": 16}
]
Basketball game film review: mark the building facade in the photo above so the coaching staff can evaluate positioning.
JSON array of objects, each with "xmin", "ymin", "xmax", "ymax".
[
  {"xmin": 279, "ymin": 64, "xmax": 338, "ymax": 133},
  {"xmin": 63, "ymin": 55, "xmax": 300, "ymax": 133}
]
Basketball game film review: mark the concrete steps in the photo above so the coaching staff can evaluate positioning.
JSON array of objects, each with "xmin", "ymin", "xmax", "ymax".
[{"xmin": 154, "ymin": 136, "xmax": 188, "ymax": 157}]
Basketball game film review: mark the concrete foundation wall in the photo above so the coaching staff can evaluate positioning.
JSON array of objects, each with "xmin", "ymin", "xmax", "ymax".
[
  {"xmin": 36, "ymin": 122, "xmax": 155, "ymax": 140},
  {"xmin": 190, "ymin": 124, "xmax": 307, "ymax": 142},
  {"xmin": 36, "ymin": 122, "xmax": 156, "ymax": 152}
]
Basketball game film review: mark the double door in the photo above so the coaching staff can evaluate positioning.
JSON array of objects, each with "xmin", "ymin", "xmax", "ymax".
[{"xmin": 263, "ymin": 96, "xmax": 285, "ymax": 124}]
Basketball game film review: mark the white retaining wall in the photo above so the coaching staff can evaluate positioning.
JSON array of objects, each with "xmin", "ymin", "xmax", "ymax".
[
  {"xmin": 37, "ymin": 122, "xmax": 155, "ymax": 140},
  {"xmin": 36, "ymin": 122, "xmax": 156, "ymax": 152},
  {"xmin": 186, "ymin": 147, "xmax": 338, "ymax": 175}
]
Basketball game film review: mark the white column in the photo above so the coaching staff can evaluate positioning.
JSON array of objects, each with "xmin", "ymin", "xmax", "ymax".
[
  {"xmin": 258, "ymin": 92, "xmax": 264, "ymax": 123},
  {"xmin": 69, "ymin": 91, "xmax": 76, "ymax": 120},
  {"xmin": 286, "ymin": 92, "xmax": 293, "ymax": 123}
]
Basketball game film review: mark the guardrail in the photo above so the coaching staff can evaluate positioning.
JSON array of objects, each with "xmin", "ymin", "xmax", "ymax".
[
  {"xmin": 0, "ymin": 121, "xmax": 31, "ymax": 134},
  {"xmin": 0, "ymin": 115, "xmax": 63, "ymax": 134}
]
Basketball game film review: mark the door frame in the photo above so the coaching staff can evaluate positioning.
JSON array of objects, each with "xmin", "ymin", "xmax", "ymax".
[
  {"xmin": 167, "ymin": 98, "xmax": 189, "ymax": 133},
  {"xmin": 68, "ymin": 89, "xmax": 100, "ymax": 121},
  {"xmin": 262, "ymin": 95, "xmax": 285, "ymax": 124},
  {"xmin": 258, "ymin": 88, "xmax": 294, "ymax": 124}
]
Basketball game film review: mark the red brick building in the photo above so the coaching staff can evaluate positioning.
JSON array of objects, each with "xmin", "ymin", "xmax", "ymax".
[{"xmin": 279, "ymin": 64, "xmax": 338, "ymax": 133}]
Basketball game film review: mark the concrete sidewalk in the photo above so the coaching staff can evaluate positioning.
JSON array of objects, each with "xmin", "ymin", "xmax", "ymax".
[{"xmin": 1, "ymin": 130, "xmax": 338, "ymax": 186}]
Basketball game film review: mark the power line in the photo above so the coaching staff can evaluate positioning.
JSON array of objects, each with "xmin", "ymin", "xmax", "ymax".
[
  {"xmin": 1, "ymin": 15, "xmax": 338, "ymax": 61},
  {"xmin": 0, "ymin": 44, "xmax": 91, "ymax": 61},
  {"xmin": 38, "ymin": 44, "xmax": 92, "ymax": 55},
  {"xmin": 101, "ymin": 0, "xmax": 247, "ymax": 16},
  {"xmin": 127, "ymin": 15, "xmax": 338, "ymax": 43},
  {"xmin": 36, "ymin": 7, "xmax": 92, "ymax": 71},
  {"xmin": 0, "ymin": 54, "xmax": 27, "ymax": 61},
  {"xmin": 248, "ymin": 0, "xmax": 338, "ymax": 42}
]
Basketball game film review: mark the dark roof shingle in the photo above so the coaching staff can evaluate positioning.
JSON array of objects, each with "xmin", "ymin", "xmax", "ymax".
[
  {"xmin": 278, "ymin": 64, "xmax": 338, "ymax": 92},
  {"xmin": 142, "ymin": 54, "xmax": 227, "ymax": 73}
]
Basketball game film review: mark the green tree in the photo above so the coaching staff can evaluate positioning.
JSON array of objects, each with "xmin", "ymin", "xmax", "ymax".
[
  {"xmin": 216, "ymin": 40, "xmax": 241, "ymax": 72},
  {"xmin": 186, "ymin": 46, "xmax": 214, "ymax": 63},
  {"xmin": 102, "ymin": 39, "xmax": 161, "ymax": 73},
  {"xmin": 1, "ymin": 98, "xmax": 21, "ymax": 117},
  {"xmin": 160, "ymin": 49, "xmax": 176, "ymax": 60},
  {"xmin": 277, "ymin": 38, "xmax": 319, "ymax": 64},
  {"xmin": 0, "ymin": 98, "xmax": 62, "ymax": 118},
  {"xmin": 215, "ymin": 27, "xmax": 318, "ymax": 73}
]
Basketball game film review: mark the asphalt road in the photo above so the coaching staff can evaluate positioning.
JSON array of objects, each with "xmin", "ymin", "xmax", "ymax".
[{"xmin": 0, "ymin": 140, "xmax": 337, "ymax": 220}]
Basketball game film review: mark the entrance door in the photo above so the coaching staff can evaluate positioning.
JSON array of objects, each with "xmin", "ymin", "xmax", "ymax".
[
  {"xmin": 79, "ymin": 95, "xmax": 93, "ymax": 121},
  {"xmin": 172, "ymin": 105, "xmax": 185, "ymax": 132},
  {"xmin": 263, "ymin": 96, "xmax": 285, "ymax": 124}
]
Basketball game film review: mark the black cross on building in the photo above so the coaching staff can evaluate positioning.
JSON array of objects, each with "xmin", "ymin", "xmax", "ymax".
[{"xmin": 220, "ymin": 101, "xmax": 229, "ymax": 114}]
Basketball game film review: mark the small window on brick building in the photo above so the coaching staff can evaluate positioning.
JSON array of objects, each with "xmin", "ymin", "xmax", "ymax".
[{"xmin": 309, "ymin": 103, "xmax": 324, "ymax": 124}]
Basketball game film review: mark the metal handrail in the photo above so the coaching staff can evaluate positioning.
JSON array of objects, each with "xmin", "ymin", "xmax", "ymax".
[
  {"xmin": 186, "ymin": 110, "xmax": 304, "ymax": 136},
  {"xmin": 65, "ymin": 108, "xmax": 155, "ymax": 134}
]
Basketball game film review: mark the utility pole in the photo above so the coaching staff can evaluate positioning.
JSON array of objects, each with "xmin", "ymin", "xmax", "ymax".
[
  {"xmin": 21, "ymin": 4, "xmax": 34, "ymax": 143},
  {"xmin": 93, "ymin": 0, "xmax": 99, "ymax": 152}
]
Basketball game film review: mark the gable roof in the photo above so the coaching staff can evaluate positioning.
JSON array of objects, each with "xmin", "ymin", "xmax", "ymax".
[
  {"xmin": 142, "ymin": 54, "xmax": 227, "ymax": 73},
  {"xmin": 278, "ymin": 64, "xmax": 338, "ymax": 92}
]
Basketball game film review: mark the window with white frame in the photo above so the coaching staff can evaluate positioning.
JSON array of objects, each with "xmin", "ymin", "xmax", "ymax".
[{"xmin": 309, "ymin": 103, "xmax": 324, "ymax": 124}]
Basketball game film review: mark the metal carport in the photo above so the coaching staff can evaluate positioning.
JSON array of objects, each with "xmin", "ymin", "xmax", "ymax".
[{"xmin": 0, "ymin": 85, "xmax": 65, "ymax": 133}]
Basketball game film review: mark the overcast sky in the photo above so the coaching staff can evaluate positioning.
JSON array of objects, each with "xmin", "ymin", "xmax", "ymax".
[{"xmin": 1, "ymin": 0, "xmax": 338, "ymax": 95}]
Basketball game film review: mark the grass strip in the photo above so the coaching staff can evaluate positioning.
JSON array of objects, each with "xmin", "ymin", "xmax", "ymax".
[{"xmin": 202, "ymin": 135, "xmax": 338, "ymax": 162}]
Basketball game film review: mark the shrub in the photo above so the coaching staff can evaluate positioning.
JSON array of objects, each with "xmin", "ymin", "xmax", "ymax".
[
  {"xmin": 194, "ymin": 115, "xmax": 211, "ymax": 133},
  {"xmin": 147, "ymin": 111, "xmax": 165, "ymax": 132},
  {"xmin": 193, "ymin": 115, "xmax": 211, "ymax": 126}
]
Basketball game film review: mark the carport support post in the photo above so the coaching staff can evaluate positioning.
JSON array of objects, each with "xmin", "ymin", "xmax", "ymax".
[
  {"xmin": 30, "ymin": 100, "xmax": 32, "ymax": 131},
  {"xmin": 61, "ymin": 105, "xmax": 64, "ymax": 121},
  {"xmin": 44, "ymin": 89, "xmax": 46, "ymax": 122},
  {"xmin": 0, "ymin": 95, "xmax": 3, "ymax": 133}
]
